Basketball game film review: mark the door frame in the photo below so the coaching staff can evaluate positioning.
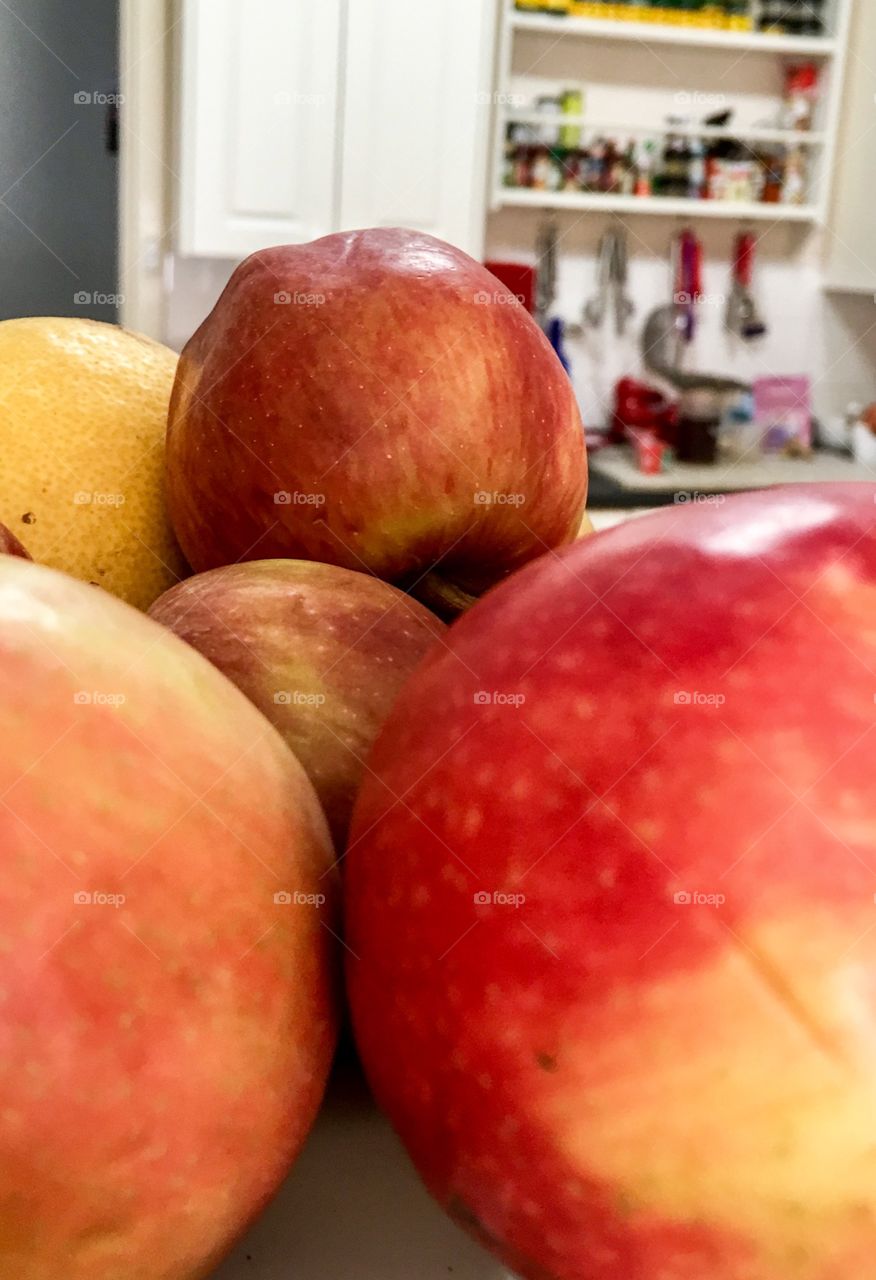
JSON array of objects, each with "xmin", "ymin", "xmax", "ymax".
[{"xmin": 118, "ymin": 0, "xmax": 175, "ymax": 340}]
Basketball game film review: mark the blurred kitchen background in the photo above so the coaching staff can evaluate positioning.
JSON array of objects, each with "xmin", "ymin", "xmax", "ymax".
[{"xmin": 2, "ymin": 0, "xmax": 875, "ymax": 507}]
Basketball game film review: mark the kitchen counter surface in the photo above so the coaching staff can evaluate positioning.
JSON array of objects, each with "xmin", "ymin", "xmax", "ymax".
[
  {"xmin": 215, "ymin": 1062, "xmax": 512, "ymax": 1280},
  {"xmin": 588, "ymin": 445, "xmax": 872, "ymax": 507}
]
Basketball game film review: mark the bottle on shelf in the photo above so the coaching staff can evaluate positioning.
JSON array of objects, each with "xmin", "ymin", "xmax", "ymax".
[
  {"xmin": 634, "ymin": 138, "xmax": 658, "ymax": 194},
  {"xmin": 657, "ymin": 121, "xmax": 691, "ymax": 197},
  {"xmin": 783, "ymin": 63, "xmax": 820, "ymax": 130},
  {"xmin": 560, "ymin": 88, "xmax": 584, "ymax": 148},
  {"xmin": 725, "ymin": 0, "xmax": 753, "ymax": 29},
  {"xmin": 759, "ymin": 0, "xmax": 825, "ymax": 35},
  {"xmin": 687, "ymin": 137, "xmax": 707, "ymax": 198}
]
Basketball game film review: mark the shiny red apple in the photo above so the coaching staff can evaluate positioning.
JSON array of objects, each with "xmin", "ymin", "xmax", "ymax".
[
  {"xmin": 149, "ymin": 559, "xmax": 445, "ymax": 847},
  {"xmin": 0, "ymin": 519, "xmax": 30, "ymax": 558},
  {"xmin": 0, "ymin": 556, "xmax": 338, "ymax": 1279},
  {"xmin": 165, "ymin": 228, "xmax": 586, "ymax": 605},
  {"xmin": 346, "ymin": 483, "xmax": 876, "ymax": 1280}
]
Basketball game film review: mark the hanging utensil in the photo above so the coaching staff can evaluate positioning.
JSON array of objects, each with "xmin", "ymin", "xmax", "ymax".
[
  {"xmin": 610, "ymin": 225, "xmax": 635, "ymax": 337},
  {"xmin": 726, "ymin": 230, "xmax": 767, "ymax": 340},
  {"xmin": 583, "ymin": 229, "xmax": 613, "ymax": 328},
  {"xmin": 535, "ymin": 219, "xmax": 558, "ymax": 328},
  {"xmin": 642, "ymin": 304, "xmax": 749, "ymax": 394},
  {"xmin": 674, "ymin": 227, "xmax": 703, "ymax": 345},
  {"xmin": 584, "ymin": 226, "xmax": 635, "ymax": 333}
]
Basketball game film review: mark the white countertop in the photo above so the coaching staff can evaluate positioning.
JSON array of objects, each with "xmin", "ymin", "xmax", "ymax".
[
  {"xmin": 215, "ymin": 1062, "xmax": 511, "ymax": 1280},
  {"xmin": 592, "ymin": 445, "xmax": 870, "ymax": 493}
]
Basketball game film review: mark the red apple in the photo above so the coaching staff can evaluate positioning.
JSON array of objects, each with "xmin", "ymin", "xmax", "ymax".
[
  {"xmin": 165, "ymin": 228, "xmax": 586, "ymax": 605},
  {"xmin": 149, "ymin": 560, "xmax": 445, "ymax": 848},
  {"xmin": 346, "ymin": 483, "xmax": 876, "ymax": 1280},
  {"xmin": 0, "ymin": 519, "xmax": 31, "ymax": 558},
  {"xmin": 0, "ymin": 556, "xmax": 338, "ymax": 1280}
]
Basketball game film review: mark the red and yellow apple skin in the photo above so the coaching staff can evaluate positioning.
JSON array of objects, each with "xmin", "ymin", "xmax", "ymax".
[
  {"xmin": 0, "ymin": 519, "xmax": 31, "ymax": 558},
  {"xmin": 0, "ymin": 557, "xmax": 338, "ymax": 1280},
  {"xmin": 345, "ymin": 483, "xmax": 876, "ymax": 1280},
  {"xmin": 149, "ymin": 559, "xmax": 445, "ymax": 848},
  {"xmin": 165, "ymin": 228, "xmax": 587, "ymax": 595}
]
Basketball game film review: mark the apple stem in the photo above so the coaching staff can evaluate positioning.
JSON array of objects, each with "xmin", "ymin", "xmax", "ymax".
[{"xmin": 408, "ymin": 573, "xmax": 480, "ymax": 621}]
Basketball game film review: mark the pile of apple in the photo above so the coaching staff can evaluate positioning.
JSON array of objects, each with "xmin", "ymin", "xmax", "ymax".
[{"xmin": 2, "ymin": 227, "xmax": 876, "ymax": 1280}]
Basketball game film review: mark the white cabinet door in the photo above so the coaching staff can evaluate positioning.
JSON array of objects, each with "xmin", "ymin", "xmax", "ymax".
[
  {"xmin": 824, "ymin": 0, "xmax": 876, "ymax": 292},
  {"xmin": 339, "ymin": 0, "xmax": 497, "ymax": 259},
  {"xmin": 178, "ymin": 0, "xmax": 342, "ymax": 258}
]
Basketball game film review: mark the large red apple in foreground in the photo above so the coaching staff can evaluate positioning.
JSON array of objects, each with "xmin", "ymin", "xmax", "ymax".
[
  {"xmin": 346, "ymin": 483, "xmax": 876, "ymax": 1280},
  {"xmin": 0, "ymin": 557, "xmax": 338, "ymax": 1280},
  {"xmin": 165, "ymin": 229, "xmax": 586, "ymax": 603},
  {"xmin": 149, "ymin": 560, "xmax": 445, "ymax": 847},
  {"xmin": 0, "ymin": 518, "xmax": 30, "ymax": 557}
]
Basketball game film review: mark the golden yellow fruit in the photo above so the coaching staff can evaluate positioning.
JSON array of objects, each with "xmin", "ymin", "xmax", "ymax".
[
  {"xmin": 577, "ymin": 510, "xmax": 595, "ymax": 538},
  {"xmin": 0, "ymin": 317, "xmax": 187, "ymax": 610}
]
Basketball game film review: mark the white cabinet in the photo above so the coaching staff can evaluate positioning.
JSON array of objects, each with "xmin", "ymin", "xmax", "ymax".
[
  {"xmin": 340, "ymin": 0, "xmax": 496, "ymax": 254},
  {"xmin": 179, "ymin": 0, "xmax": 343, "ymax": 257},
  {"xmin": 824, "ymin": 0, "xmax": 876, "ymax": 292},
  {"xmin": 178, "ymin": 0, "xmax": 497, "ymax": 261}
]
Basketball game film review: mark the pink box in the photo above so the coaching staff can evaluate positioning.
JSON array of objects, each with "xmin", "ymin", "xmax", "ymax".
[{"xmin": 754, "ymin": 376, "xmax": 812, "ymax": 452}]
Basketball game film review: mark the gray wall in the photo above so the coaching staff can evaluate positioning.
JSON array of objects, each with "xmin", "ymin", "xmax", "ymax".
[{"xmin": 0, "ymin": 0, "xmax": 119, "ymax": 321}]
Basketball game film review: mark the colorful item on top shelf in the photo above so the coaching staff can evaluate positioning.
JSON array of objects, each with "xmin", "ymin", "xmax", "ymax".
[
  {"xmin": 514, "ymin": 0, "xmax": 829, "ymax": 34},
  {"xmin": 515, "ymin": 2, "xmax": 761, "ymax": 33},
  {"xmin": 759, "ymin": 0, "xmax": 826, "ymax": 35}
]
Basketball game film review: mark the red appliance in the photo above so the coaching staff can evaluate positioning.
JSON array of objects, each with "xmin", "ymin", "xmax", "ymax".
[{"xmin": 611, "ymin": 376, "xmax": 678, "ymax": 445}]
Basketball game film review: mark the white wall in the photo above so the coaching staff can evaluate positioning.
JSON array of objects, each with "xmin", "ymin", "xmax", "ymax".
[
  {"xmin": 164, "ymin": 216, "xmax": 876, "ymax": 431},
  {"xmin": 486, "ymin": 209, "xmax": 876, "ymax": 428}
]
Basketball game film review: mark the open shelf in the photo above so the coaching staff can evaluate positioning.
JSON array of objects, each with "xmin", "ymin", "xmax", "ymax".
[
  {"xmin": 496, "ymin": 187, "xmax": 818, "ymax": 220},
  {"xmin": 493, "ymin": 0, "xmax": 852, "ymax": 226},
  {"xmin": 510, "ymin": 11, "xmax": 838, "ymax": 56},
  {"xmin": 822, "ymin": 277, "xmax": 876, "ymax": 297},
  {"xmin": 504, "ymin": 113, "xmax": 827, "ymax": 147}
]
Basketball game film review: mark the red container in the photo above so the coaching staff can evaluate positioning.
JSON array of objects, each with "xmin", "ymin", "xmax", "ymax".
[{"xmin": 483, "ymin": 261, "xmax": 536, "ymax": 315}]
